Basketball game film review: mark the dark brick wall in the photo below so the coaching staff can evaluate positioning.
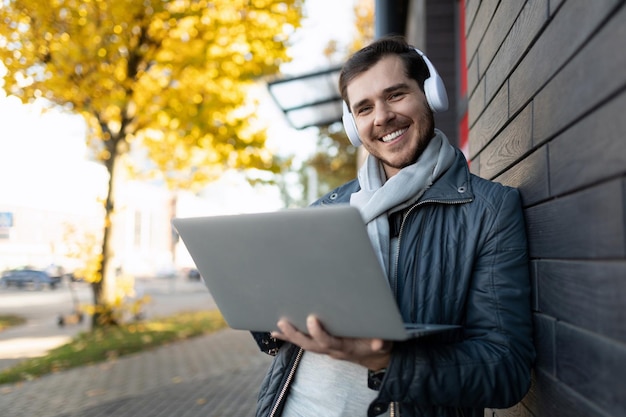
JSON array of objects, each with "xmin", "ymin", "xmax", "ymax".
[
  {"xmin": 426, "ymin": 0, "xmax": 459, "ymax": 146},
  {"xmin": 464, "ymin": 1, "xmax": 626, "ymax": 416}
]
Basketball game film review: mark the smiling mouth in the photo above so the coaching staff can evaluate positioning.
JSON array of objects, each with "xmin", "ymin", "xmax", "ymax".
[{"xmin": 380, "ymin": 127, "xmax": 408, "ymax": 143}]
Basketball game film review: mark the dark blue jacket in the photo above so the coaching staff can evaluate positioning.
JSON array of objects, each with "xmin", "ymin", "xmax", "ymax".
[{"xmin": 254, "ymin": 149, "xmax": 535, "ymax": 417}]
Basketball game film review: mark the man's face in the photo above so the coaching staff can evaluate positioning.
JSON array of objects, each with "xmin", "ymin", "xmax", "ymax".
[{"xmin": 346, "ymin": 55, "xmax": 434, "ymax": 178}]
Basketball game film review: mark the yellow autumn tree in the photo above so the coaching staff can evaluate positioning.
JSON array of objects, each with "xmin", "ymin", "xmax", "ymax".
[
  {"xmin": 0, "ymin": 0, "xmax": 303, "ymax": 326},
  {"xmin": 350, "ymin": 0, "xmax": 374, "ymax": 53}
]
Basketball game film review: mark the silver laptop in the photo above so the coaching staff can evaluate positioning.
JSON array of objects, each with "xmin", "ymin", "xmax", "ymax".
[{"xmin": 172, "ymin": 205, "xmax": 460, "ymax": 341}]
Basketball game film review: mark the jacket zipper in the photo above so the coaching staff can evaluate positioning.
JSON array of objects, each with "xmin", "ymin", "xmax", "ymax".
[
  {"xmin": 387, "ymin": 200, "xmax": 471, "ymax": 417},
  {"xmin": 396, "ymin": 198, "xmax": 472, "ymax": 316},
  {"xmin": 394, "ymin": 199, "xmax": 471, "ymax": 293},
  {"xmin": 316, "ymin": 195, "xmax": 470, "ymax": 417},
  {"xmin": 397, "ymin": 197, "xmax": 473, "ymax": 242},
  {"xmin": 269, "ymin": 348, "xmax": 304, "ymax": 417}
]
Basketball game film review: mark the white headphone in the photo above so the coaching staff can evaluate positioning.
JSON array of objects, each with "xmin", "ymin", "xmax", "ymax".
[{"xmin": 342, "ymin": 48, "xmax": 448, "ymax": 147}]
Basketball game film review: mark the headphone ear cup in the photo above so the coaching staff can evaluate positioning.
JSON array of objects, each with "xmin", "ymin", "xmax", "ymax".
[
  {"xmin": 424, "ymin": 75, "xmax": 448, "ymax": 112},
  {"xmin": 414, "ymin": 48, "xmax": 448, "ymax": 113},
  {"xmin": 342, "ymin": 101, "xmax": 362, "ymax": 147}
]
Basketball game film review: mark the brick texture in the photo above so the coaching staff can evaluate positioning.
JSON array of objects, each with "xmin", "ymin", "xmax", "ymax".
[{"xmin": 465, "ymin": 1, "xmax": 626, "ymax": 416}]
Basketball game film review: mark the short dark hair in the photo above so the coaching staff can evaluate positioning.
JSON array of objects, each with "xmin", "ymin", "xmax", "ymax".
[{"xmin": 338, "ymin": 35, "xmax": 431, "ymax": 108}]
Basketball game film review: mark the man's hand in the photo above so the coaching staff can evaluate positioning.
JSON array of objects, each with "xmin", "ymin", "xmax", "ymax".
[{"xmin": 271, "ymin": 315, "xmax": 392, "ymax": 371}]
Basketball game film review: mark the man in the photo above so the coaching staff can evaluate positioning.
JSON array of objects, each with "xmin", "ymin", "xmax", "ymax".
[{"xmin": 253, "ymin": 35, "xmax": 534, "ymax": 417}]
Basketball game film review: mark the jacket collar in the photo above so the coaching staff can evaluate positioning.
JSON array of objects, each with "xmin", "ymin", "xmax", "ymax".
[
  {"xmin": 418, "ymin": 148, "xmax": 474, "ymax": 205},
  {"xmin": 317, "ymin": 148, "xmax": 473, "ymax": 207}
]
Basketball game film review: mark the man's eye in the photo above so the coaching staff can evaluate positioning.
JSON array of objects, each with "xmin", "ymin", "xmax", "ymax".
[{"xmin": 357, "ymin": 106, "xmax": 371, "ymax": 115}]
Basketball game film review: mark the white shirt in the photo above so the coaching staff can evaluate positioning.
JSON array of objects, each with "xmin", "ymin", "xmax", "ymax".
[{"xmin": 281, "ymin": 351, "xmax": 390, "ymax": 416}]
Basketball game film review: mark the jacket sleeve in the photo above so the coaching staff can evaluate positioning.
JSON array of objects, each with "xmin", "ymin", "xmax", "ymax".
[
  {"xmin": 375, "ymin": 188, "xmax": 535, "ymax": 410},
  {"xmin": 251, "ymin": 331, "xmax": 283, "ymax": 356}
]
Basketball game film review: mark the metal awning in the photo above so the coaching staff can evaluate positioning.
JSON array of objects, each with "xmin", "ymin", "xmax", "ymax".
[
  {"xmin": 267, "ymin": 66, "xmax": 343, "ymax": 130},
  {"xmin": 266, "ymin": 1, "xmax": 410, "ymax": 130}
]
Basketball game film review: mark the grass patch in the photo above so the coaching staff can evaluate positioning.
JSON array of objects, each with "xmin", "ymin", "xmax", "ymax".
[
  {"xmin": 0, "ymin": 310, "xmax": 227, "ymax": 385},
  {"xmin": 0, "ymin": 314, "xmax": 26, "ymax": 332}
]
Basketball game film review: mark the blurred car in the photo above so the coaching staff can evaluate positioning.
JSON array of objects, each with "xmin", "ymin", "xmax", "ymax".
[
  {"xmin": 0, "ymin": 269, "xmax": 61, "ymax": 290},
  {"xmin": 187, "ymin": 268, "xmax": 202, "ymax": 281}
]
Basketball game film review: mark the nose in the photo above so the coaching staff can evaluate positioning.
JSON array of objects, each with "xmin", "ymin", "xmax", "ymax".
[{"xmin": 373, "ymin": 102, "xmax": 395, "ymax": 126}]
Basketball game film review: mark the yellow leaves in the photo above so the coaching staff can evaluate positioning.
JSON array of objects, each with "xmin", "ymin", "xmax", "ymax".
[
  {"xmin": 191, "ymin": 93, "xmax": 202, "ymax": 104},
  {"xmin": 65, "ymin": 230, "xmax": 104, "ymax": 285},
  {"xmin": 114, "ymin": 63, "xmax": 126, "ymax": 82},
  {"xmin": 1, "ymin": 0, "xmax": 302, "ymax": 190},
  {"xmin": 169, "ymin": 117, "xmax": 181, "ymax": 130},
  {"xmin": 77, "ymin": 5, "xmax": 89, "ymax": 17},
  {"xmin": 156, "ymin": 112, "xmax": 170, "ymax": 131},
  {"xmin": 171, "ymin": 15, "xmax": 198, "ymax": 41},
  {"xmin": 97, "ymin": 149, "xmax": 111, "ymax": 161},
  {"xmin": 351, "ymin": 0, "xmax": 375, "ymax": 52}
]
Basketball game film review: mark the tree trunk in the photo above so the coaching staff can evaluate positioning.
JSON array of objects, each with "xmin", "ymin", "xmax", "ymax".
[{"xmin": 90, "ymin": 144, "xmax": 121, "ymax": 328}]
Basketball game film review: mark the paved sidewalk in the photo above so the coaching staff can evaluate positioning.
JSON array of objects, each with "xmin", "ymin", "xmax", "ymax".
[{"xmin": 0, "ymin": 328, "xmax": 272, "ymax": 417}]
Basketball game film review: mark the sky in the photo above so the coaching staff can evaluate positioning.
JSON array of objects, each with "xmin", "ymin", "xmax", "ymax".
[
  {"xmin": 0, "ymin": 0, "xmax": 356, "ymax": 214},
  {"xmin": 282, "ymin": 0, "xmax": 356, "ymax": 74},
  {"xmin": 0, "ymin": 94, "xmax": 108, "ymax": 213},
  {"xmin": 260, "ymin": 0, "xmax": 356, "ymax": 167}
]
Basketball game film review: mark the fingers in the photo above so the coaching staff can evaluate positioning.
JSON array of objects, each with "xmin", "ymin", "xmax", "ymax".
[
  {"xmin": 306, "ymin": 315, "xmax": 336, "ymax": 350},
  {"xmin": 271, "ymin": 315, "xmax": 392, "ymax": 367},
  {"xmin": 370, "ymin": 338, "xmax": 384, "ymax": 352},
  {"xmin": 271, "ymin": 315, "xmax": 340, "ymax": 354},
  {"xmin": 370, "ymin": 338, "xmax": 393, "ymax": 352},
  {"xmin": 271, "ymin": 318, "xmax": 301, "ymax": 341}
]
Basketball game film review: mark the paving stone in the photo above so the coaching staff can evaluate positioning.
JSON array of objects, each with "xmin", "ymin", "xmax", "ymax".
[{"xmin": 0, "ymin": 329, "xmax": 272, "ymax": 417}]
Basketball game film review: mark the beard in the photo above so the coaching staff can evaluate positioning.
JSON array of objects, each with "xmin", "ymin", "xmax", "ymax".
[{"xmin": 371, "ymin": 104, "xmax": 435, "ymax": 172}]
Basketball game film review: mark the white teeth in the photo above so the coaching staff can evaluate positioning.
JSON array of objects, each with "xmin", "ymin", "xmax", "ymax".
[{"xmin": 381, "ymin": 128, "xmax": 408, "ymax": 142}]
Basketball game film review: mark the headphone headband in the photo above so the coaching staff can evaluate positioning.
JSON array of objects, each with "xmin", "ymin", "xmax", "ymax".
[{"xmin": 342, "ymin": 48, "xmax": 448, "ymax": 147}]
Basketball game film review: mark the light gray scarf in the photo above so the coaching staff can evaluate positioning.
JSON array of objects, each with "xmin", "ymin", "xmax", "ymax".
[{"xmin": 350, "ymin": 129, "xmax": 456, "ymax": 277}]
